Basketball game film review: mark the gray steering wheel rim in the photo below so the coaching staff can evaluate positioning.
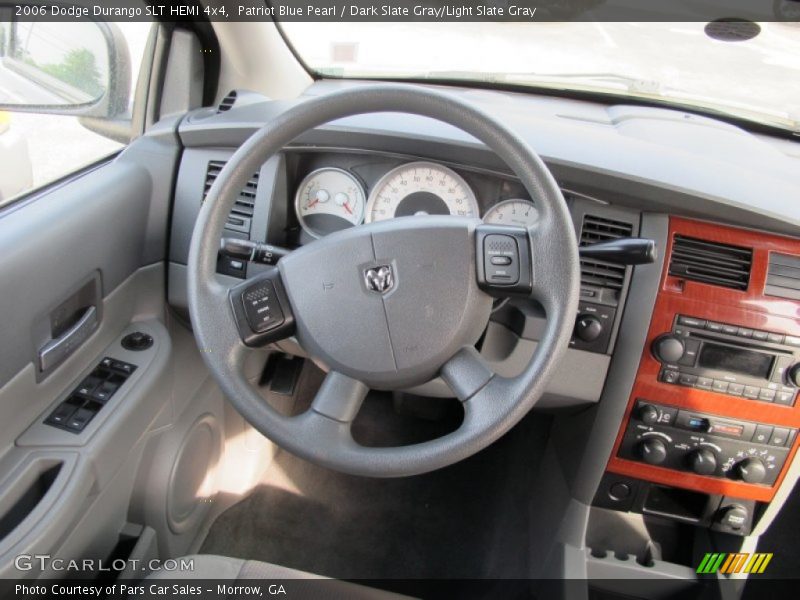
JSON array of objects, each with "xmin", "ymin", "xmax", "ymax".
[{"xmin": 187, "ymin": 84, "xmax": 580, "ymax": 477}]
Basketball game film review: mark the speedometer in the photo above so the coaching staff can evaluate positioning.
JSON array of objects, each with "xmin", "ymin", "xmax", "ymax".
[{"xmin": 365, "ymin": 162, "xmax": 478, "ymax": 223}]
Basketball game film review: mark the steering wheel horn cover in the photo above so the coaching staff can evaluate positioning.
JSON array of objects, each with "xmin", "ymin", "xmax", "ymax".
[{"xmin": 187, "ymin": 84, "xmax": 580, "ymax": 477}]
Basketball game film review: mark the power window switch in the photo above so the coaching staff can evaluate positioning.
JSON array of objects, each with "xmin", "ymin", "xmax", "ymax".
[
  {"xmin": 47, "ymin": 402, "xmax": 78, "ymax": 426},
  {"xmin": 92, "ymin": 382, "xmax": 118, "ymax": 403},
  {"xmin": 76, "ymin": 376, "xmax": 101, "ymax": 397},
  {"xmin": 65, "ymin": 408, "xmax": 95, "ymax": 432}
]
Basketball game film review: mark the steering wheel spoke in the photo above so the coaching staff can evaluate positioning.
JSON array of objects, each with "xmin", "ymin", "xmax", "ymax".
[
  {"xmin": 440, "ymin": 347, "xmax": 495, "ymax": 402},
  {"xmin": 228, "ymin": 268, "xmax": 296, "ymax": 347},
  {"xmin": 310, "ymin": 370, "xmax": 369, "ymax": 423}
]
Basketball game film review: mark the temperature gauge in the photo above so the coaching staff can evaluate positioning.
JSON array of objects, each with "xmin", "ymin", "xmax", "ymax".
[{"xmin": 295, "ymin": 168, "xmax": 366, "ymax": 238}]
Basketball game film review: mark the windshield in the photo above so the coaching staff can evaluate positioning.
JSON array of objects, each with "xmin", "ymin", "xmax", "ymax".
[{"xmin": 281, "ymin": 22, "xmax": 800, "ymax": 132}]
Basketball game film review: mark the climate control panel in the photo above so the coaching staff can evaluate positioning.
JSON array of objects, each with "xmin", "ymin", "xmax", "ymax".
[{"xmin": 618, "ymin": 400, "xmax": 797, "ymax": 486}]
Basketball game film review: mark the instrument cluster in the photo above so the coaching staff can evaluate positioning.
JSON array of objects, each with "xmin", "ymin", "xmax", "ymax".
[{"xmin": 292, "ymin": 156, "xmax": 538, "ymax": 240}]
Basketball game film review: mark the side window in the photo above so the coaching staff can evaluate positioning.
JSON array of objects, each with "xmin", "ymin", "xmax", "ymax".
[{"xmin": 0, "ymin": 18, "xmax": 153, "ymax": 207}]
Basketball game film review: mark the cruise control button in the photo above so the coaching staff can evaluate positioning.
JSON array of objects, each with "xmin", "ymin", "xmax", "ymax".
[
  {"xmin": 489, "ymin": 255, "xmax": 512, "ymax": 266},
  {"xmin": 242, "ymin": 281, "xmax": 285, "ymax": 333},
  {"xmin": 484, "ymin": 234, "xmax": 520, "ymax": 284}
]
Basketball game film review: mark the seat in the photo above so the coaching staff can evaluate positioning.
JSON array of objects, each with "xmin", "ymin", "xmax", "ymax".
[{"xmin": 147, "ymin": 554, "xmax": 412, "ymax": 599}]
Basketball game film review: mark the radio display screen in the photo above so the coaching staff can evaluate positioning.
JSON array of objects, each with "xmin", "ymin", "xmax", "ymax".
[{"xmin": 697, "ymin": 343, "xmax": 774, "ymax": 379}]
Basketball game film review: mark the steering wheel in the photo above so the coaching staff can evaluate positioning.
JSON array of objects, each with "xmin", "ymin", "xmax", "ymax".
[{"xmin": 187, "ymin": 85, "xmax": 579, "ymax": 477}]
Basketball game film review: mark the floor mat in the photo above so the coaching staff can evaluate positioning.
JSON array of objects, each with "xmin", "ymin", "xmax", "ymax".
[{"xmin": 200, "ymin": 393, "xmax": 551, "ymax": 579}]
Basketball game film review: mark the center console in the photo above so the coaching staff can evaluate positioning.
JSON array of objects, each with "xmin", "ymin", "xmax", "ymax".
[{"xmin": 597, "ymin": 216, "xmax": 800, "ymax": 535}]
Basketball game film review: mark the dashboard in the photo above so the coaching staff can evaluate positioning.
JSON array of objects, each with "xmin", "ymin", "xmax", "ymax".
[{"xmin": 167, "ymin": 81, "xmax": 800, "ymax": 545}]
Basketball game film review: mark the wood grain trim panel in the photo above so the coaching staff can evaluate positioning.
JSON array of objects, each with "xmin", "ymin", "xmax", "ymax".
[{"xmin": 606, "ymin": 216, "xmax": 800, "ymax": 502}]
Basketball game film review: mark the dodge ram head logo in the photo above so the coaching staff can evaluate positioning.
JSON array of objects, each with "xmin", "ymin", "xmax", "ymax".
[{"xmin": 364, "ymin": 265, "xmax": 394, "ymax": 294}]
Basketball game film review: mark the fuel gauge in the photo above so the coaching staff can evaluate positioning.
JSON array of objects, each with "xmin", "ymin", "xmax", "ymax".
[{"xmin": 295, "ymin": 168, "xmax": 366, "ymax": 238}]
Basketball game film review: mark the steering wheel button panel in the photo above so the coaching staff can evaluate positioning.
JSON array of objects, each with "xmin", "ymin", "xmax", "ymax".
[
  {"xmin": 484, "ymin": 234, "xmax": 520, "ymax": 284},
  {"xmin": 242, "ymin": 281, "xmax": 284, "ymax": 333}
]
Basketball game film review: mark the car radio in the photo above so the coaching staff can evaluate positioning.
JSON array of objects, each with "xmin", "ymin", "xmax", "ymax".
[{"xmin": 652, "ymin": 315, "xmax": 800, "ymax": 406}]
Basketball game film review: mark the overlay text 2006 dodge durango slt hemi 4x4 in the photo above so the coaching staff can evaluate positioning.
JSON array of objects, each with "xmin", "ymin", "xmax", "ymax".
[{"xmin": 0, "ymin": 1, "xmax": 799, "ymax": 599}]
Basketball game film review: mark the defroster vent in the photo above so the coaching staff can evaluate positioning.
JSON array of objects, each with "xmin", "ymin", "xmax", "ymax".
[{"xmin": 668, "ymin": 235, "xmax": 752, "ymax": 291}]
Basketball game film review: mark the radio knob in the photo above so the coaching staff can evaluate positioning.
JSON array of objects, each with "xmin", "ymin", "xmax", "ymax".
[
  {"xmin": 736, "ymin": 457, "xmax": 767, "ymax": 484},
  {"xmin": 788, "ymin": 363, "xmax": 800, "ymax": 387},
  {"xmin": 575, "ymin": 314, "xmax": 603, "ymax": 342},
  {"xmin": 652, "ymin": 334, "xmax": 685, "ymax": 364},
  {"xmin": 687, "ymin": 448, "xmax": 717, "ymax": 476},
  {"xmin": 638, "ymin": 403, "xmax": 660, "ymax": 425},
  {"xmin": 637, "ymin": 438, "xmax": 668, "ymax": 465}
]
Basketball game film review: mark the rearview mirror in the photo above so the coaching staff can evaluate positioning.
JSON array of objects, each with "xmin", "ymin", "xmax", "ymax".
[{"xmin": 0, "ymin": 10, "xmax": 130, "ymax": 118}]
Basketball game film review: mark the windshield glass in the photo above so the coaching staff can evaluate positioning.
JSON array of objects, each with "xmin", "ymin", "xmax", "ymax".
[{"xmin": 281, "ymin": 22, "xmax": 800, "ymax": 132}]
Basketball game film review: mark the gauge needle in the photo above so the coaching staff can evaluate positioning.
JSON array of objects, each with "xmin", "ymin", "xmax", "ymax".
[
  {"xmin": 343, "ymin": 201, "xmax": 353, "ymax": 215},
  {"xmin": 307, "ymin": 199, "xmax": 319, "ymax": 209}
]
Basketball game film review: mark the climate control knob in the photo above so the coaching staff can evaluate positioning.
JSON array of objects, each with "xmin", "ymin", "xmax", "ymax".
[
  {"xmin": 637, "ymin": 438, "xmax": 668, "ymax": 465},
  {"xmin": 575, "ymin": 314, "xmax": 603, "ymax": 342},
  {"xmin": 788, "ymin": 363, "xmax": 800, "ymax": 388},
  {"xmin": 652, "ymin": 334, "xmax": 685, "ymax": 364},
  {"xmin": 687, "ymin": 448, "xmax": 717, "ymax": 476},
  {"xmin": 637, "ymin": 403, "xmax": 660, "ymax": 425},
  {"xmin": 736, "ymin": 457, "xmax": 767, "ymax": 484}
]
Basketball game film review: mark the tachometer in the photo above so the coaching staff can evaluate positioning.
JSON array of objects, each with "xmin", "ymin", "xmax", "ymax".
[
  {"xmin": 295, "ymin": 168, "xmax": 366, "ymax": 238},
  {"xmin": 483, "ymin": 199, "xmax": 538, "ymax": 228},
  {"xmin": 365, "ymin": 161, "xmax": 478, "ymax": 223}
]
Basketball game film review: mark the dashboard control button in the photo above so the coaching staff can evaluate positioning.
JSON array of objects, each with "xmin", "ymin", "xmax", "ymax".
[
  {"xmin": 788, "ymin": 364, "xmax": 800, "ymax": 387},
  {"xmin": 718, "ymin": 505, "xmax": 749, "ymax": 531},
  {"xmin": 608, "ymin": 482, "xmax": 632, "ymax": 501},
  {"xmin": 687, "ymin": 448, "xmax": 717, "ymax": 475},
  {"xmin": 722, "ymin": 324, "xmax": 739, "ymax": 336},
  {"xmin": 772, "ymin": 356, "xmax": 793, "ymax": 383},
  {"xmin": 678, "ymin": 373, "xmax": 698, "ymax": 387},
  {"xmin": 661, "ymin": 369, "xmax": 680, "ymax": 384},
  {"xmin": 752, "ymin": 424, "xmax": 773, "ymax": 444},
  {"xmin": 736, "ymin": 457, "xmax": 767, "ymax": 484},
  {"xmin": 677, "ymin": 315, "xmax": 706, "ymax": 328},
  {"xmin": 696, "ymin": 377, "xmax": 713, "ymax": 390},
  {"xmin": 785, "ymin": 335, "xmax": 800, "ymax": 348},
  {"xmin": 706, "ymin": 321, "xmax": 725, "ymax": 333},
  {"xmin": 652, "ymin": 334, "xmax": 685, "ymax": 364},
  {"xmin": 638, "ymin": 403, "xmax": 660, "ymax": 425},
  {"xmin": 769, "ymin": 427, "xmax": 790, "ymax": 447},
  {"xmin": 767, "ymin": 332, "xmax": 785, "ymax": 344},
  {"xmin": 758, "ymin": 388, "xmax": 776, "ymax": 402},
  {"xmin": 575, "ymin": 314, "xmax": 603, "ymax": 342},
  {"xmin": 727, "ymin": 383, "xmax": 745, "ymax": 396},
  {"xmin": 712, "ymin": 380, "xmax": 730, "ymax": 393},
  {"xmin": 775, "ymin": 388, "xmax": 796, "ymax": 406},
  {"xmin": 752, "ymin": 330, "xmax": 769, "ymax": 341},
  {"xmin": 743, "ymin": 386, "xmax": 761, "ymax": 400},
  {"xmin": 637, "ymin": 438, "xmax": 668, "ymax": 465},
  {"xmin": 678, "ymin": 338, "xmax": 701, "ymax": 366},
  {"xmin": 737, "ymin": 327, "xmax": 754, "ymax": 338}
]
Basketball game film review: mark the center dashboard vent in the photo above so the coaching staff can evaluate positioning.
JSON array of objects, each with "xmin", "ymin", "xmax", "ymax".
[
  {"xmin": 765, "ymin": 252, "xmax": 800, "ymax": 300},
  {"xmin": 217, "ymin": 90, "xmax": 237, "ymax": 113},
  {"xmin": 579, "ymin": 214, "xmax": 634, "ymax": 291},
  {"xmin": 668, "ymin": 235, "xmax": 752, "ymax": 291},
  {"xmin": 203, "ymin": 160, "xmax": 259, "ymax": 234}
]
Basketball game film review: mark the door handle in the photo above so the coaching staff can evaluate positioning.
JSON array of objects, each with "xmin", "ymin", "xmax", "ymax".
[{"xmin": 38, "ymin": 305, "xmax": 98, "ymax": 372}]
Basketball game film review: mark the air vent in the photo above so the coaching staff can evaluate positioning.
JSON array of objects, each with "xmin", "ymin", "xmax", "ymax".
[
  {"xmin": 579, "ymin": 214, "xmax": 633, "ymax": 291},
  {"xmin": 217, "ymin": 90, "xmax": 237, "ymax": 113},
  {"xmin": 765, "ymin": 253, "xmax": 800, "ymax": 300},
  {"xmin": 203, "ymin": 160, "xmax": 259, "ymax": 234},
  {"xmin": 668, "ymin": 235, "xmax": 752, "ymax": 291}
]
